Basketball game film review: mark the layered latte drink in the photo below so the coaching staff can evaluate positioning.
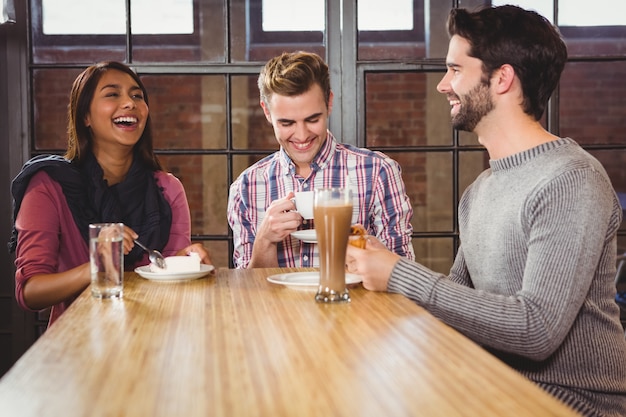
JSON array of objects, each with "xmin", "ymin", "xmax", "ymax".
[{"xmin": 314, "ymin": 188, "xmax": 353, "ymax": 303}]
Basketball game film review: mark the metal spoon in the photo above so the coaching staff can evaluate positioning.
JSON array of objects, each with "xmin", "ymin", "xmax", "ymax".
[{"xmin": 133, "ymin": 239, "xmax": 167, "ymax": 269}]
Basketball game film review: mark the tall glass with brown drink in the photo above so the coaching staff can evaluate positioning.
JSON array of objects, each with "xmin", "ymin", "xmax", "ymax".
[{"xmin": 314, "ymin": 188, "xmax": 353, "ymax": 303}]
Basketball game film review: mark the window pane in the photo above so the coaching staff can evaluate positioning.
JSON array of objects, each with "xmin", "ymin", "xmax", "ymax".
[
  {"xmin": 42, "ymin": 0, "xmax": 125, "ymax": 34},
  {"xmin": 358, "ymin": 0, "xmax": 413, "ymax": 30},
  {"xmin": 159, "ymin": 155, "xmax": 229, "ymax": 236},
  {"xmin": 560, "ymin": 1, "xmax": 626, "ymax": 26},
  {"xmin": 36, "ymin": 0, "xmax": 225, "ymax": 63},
  {"xmin": 560, "ymin": 61, "xmax": 626, "ymax": 146},
  {"xmin": 563, "ymin": 26, "xmax": 626, "ymax": 57},
  {"xmin": 232, "ymin": 154, "xmax": 272, "ymax": 182},
  {"xmin": 132, "ymin": 0, "xmax": 194, "ymax": 35},
  {"xmin": 42, "ymin": 0, "xmax": 193, "ymax": 34},
  {"xmin": 358, "ymin": 0, "xmax": 426, "ymax": 60},
  {"xmin": 261, "ymin": 0, "xmax": 413, "ymax": 32},
  {"xmin": 413, "ymin": 237, "xmax": 455, "ymax": 273},
  {"xmin": 491, "ymin": 1, "xmax": 553, "ymax": 22},
  {"xmin": 32, "ymin": 68, "xmax": 83, "ymax": 151},
  {"xmin": 195, "ymin": 239, "xmax": 231, "ymax": 269},
  {"xmin": 133, "ymin": 1, "xmax": 226, "ymax": 63},
  {"xmin": 229, "ymin": 0, "xmax": 249, "ymax": 61},
  {"xmin": 262, "ymin": 0, "xmax": 323, "ymax": 31},
  {"xmin": 384, "ymin": 151, "xmax": 453, "ymax": 233},
  {"xmin": 459, "ymin": 150, "xmax": 488, "ymax": 202},
  {"xmin": 231, "ymin": 75, "xmax": 276, "ymax": 150},
  {"xmin": 493, "ymin": 0, "xmax": 626, "ymax": 25},
  {"xmin": 237, "ymin": 0, "xmax": 325, "ymax": 62},
  {"xmin": 32, "ymin": 1, "xmax": 126, "ymax": 63},
  {"xmin": 142, "ymin": 74, "xmax": 227, "ymax": 150},
  {"xmin": 365, "ymin": 72, "xmax": 451, "ymax": 147}
]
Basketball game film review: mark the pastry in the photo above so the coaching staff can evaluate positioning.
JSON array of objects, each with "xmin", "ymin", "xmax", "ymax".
[{"xmin": 348, "ymin": 224, "xmax": 367, "ymax": 249}]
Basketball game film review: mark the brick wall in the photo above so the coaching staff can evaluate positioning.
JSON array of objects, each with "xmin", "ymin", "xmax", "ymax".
[{"xmin": 31, "ymin": 38, "xmax": 626, "ymax": 250}]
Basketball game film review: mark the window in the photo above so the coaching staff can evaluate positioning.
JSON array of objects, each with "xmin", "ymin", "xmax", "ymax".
[
  {"xmin": 23, "ymin": 0, "xmax": 626, "ymax": 274},
  {"xmin": 32, "ymin": 0, "xmax": 199, "ymax": 59},
  {"xmin": 262, "ymin": 0, "xmax": 414, "ymax": 31},
  {"xmin": 41, "ymin": 0, "xmax": 194, "ymax": 34},
  {"xmin": 250, "ymin": 0, "xmax": 422, "ymax": 44},
  {"xmin": 492, "ymin": 0, "xmax": 626, "ymax": 27}
]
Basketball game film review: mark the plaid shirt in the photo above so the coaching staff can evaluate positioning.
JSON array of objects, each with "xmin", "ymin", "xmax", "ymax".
[{"xmin": 228, "ymin": 132, "xmax": 415, "ymax": 268}]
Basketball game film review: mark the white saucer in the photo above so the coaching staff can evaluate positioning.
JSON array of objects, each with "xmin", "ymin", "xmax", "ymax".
[
  {"xmin": 290, "ymin": 229, "xmax": 317, "ymax": 243},
  {"xmin": 134, "ymin": 264, "xmax": 215, "ymax": 282},
  {"xmin": 267, "ymin": 271, "xmax": 362, "ymax": 291}
]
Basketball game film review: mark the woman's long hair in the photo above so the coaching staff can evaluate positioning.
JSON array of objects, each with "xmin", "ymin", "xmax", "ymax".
[{"xmin": 65, "ymin": 61, "xmax": 162, "ymax": 170}]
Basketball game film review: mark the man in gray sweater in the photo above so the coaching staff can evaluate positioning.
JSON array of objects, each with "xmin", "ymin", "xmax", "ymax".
[{"xmin": 346, "ymin": 5, "xmax": 626, "ymax": 417}]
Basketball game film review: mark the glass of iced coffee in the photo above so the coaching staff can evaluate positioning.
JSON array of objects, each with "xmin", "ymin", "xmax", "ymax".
[{"xmin": 313, "ymin": 187, "xmax": 353, "ymax": 303}]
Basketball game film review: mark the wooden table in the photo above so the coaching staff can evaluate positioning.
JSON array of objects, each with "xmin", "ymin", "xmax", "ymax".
[{"xmin": 0, "ymin": 268, "xmax": 580, "ymax": 417}]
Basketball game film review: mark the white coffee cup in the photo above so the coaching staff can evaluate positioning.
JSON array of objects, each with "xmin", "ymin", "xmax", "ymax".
[{"xmin": 294, "ymin": 191, "xmax": 314, "ymax": 219}]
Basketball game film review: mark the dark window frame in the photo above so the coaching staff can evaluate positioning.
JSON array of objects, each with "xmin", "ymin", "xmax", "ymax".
[
  {"xmin": 559, "ymin": 25, "xmax": 625, "ymax": 38},
  {"xmin": 31, "ymin": 0, "xmax": 200, "ymax": 47},
  {"xmin": 248, "ymin": 0, "xmax": 424, "ymax": 44}
]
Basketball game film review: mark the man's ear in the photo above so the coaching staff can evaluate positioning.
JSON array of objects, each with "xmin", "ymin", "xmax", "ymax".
[
  {"xmin": 493, "ymin": 64, "xmax": 515, "ymax": 94},
  {"xmin": 260, "ymin": 100, "xmax": 272, "ymax": 123}
]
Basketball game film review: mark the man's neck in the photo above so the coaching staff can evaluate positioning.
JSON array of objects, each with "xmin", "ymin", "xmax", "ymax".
[{"xmin": 477, "ymin": 113, "xmax": 558, "ymax": 160}]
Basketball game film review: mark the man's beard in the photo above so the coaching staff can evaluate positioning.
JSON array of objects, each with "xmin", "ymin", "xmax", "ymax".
[{"xmin": 451, "ymin": 81, "xmax": 494, "ymax": 132}]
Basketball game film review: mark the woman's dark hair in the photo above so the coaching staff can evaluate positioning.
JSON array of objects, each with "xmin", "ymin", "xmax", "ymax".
[
  {"xmin": 65, "ymin": 61, "xmax": 162, "ymax": 170},
  {"xmin": 447, "ymin": 5, "xmax": 568, "ymax": 120}
]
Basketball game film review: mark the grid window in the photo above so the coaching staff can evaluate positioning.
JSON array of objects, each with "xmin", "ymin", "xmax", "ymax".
[{"xmin": 25, "ymin": 0, "xmax": 626, "ymax": 275}]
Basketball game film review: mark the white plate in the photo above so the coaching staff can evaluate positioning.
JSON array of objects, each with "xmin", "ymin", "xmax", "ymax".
[
  {"xmin": 267, "ymin": 271, "xmax": 362, "ymax": 290},
  {"xmin": 134, "ymin": 264, "xmax": 215, "ymax": 282},
  {"xmin": 290, "ymin": 229, "xmax": 317, "ymax": 243}
]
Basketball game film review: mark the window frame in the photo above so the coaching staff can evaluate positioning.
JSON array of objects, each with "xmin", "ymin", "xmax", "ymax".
[
  {"xmin": 31, "ymin": 0, "xmax": 200, "ymax": 47},
  {"xmin": 248, "ymin": 0, "xmax": 424, "ymax": 45},
  {"xmin": 559, "ymin": 25, "xmax": 625, "ymax": 38}
]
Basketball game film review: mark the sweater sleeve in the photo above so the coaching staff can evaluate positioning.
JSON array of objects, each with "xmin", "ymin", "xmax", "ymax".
[
  {"xmin": 155, "ymin": 172, "xmax": 192, "ymax": 257},
  {"xmin": 227, "ymin": 175, "xmax": 255, "ymax": 269},
  {"xmin": 388, "ymin": 168, "xmax": 620, "ymax": 361},
  {"xmin": 14, "ymin": 172, "xmax": 89, "ymax": 312}
]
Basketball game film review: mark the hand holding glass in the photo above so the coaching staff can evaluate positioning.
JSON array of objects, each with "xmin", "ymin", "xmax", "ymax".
[{"xmin": 314, "ymin": 188, "xmax": 353, "ymax": 303}]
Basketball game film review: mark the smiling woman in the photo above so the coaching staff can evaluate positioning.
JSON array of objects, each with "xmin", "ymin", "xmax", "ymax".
[{"xmin": 9, "ymin": 61, "xmax": 212, "ymax": 328}]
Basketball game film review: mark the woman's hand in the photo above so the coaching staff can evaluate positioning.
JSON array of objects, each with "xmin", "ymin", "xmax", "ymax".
[
  {"xmin": 122, "ymin": 225, "xmax": 139, "ymax": 255},
  {"xmin": 177, "ymin": 243, "xmax": 213, "ymax": 265}
]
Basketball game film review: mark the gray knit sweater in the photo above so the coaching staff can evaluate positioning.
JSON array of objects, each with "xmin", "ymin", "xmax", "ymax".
[{"xmin": 389, "ymin": 138, "xmax": 626, "ymax": 417}]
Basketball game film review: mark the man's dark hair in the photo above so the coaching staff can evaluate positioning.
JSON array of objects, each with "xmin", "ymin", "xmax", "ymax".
[{"xmin": 447, "ymin": 5, "xmax": 568, "ymax": 120}]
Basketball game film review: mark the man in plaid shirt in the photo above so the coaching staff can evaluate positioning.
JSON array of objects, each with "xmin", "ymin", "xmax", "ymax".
[{"xmin": 228, "ymin": 51, "xmax": 414, "ymax": 269}]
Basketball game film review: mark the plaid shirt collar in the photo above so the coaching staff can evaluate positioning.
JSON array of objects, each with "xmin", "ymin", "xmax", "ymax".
[{"xmin": 278, "ymin": 131, "xmax": 336, "ymax": 178}]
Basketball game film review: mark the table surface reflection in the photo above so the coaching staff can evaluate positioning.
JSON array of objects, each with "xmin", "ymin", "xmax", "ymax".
[{"xmin": 0, "ymin": 268, "xmax": 580, "ymax": 416}]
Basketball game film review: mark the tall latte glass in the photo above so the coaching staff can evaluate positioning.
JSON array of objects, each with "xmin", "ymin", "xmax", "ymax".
[{"xmin": 314, "ymin": 188, "xmax": 353, "ymax": 303}]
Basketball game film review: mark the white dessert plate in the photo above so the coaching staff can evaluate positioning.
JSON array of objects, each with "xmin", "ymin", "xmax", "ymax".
[
  {"xmin": 267, "ymin": 271, "xmax": 362, "ymax": 290},
  {"xmin": 290, "ymin": 229, "xmax": 317, "ymax": 243},
  {"xmin": 134, "ymin": 264, "xmax": 215, "ymax": 282}
]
